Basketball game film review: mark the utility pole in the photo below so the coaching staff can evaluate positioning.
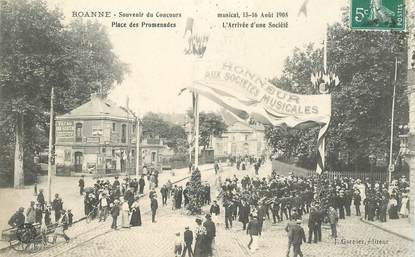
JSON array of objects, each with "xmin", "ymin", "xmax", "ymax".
[
  {"xmin": 135, "ymin": 116, "xmax": 140, "ymax": 179},
  {"xmin": 47, "ymin": 86, "xmax": 54, "ymax": 203},
  {"xmin": 194, "ymin": 93, "xmax": 200, "ymax": 168},
  {"xmin": 388, "ymin": 58, "xmax": 398, "ymax": 186}
]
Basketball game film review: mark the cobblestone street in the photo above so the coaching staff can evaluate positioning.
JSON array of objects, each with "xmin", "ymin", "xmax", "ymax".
[{"xmin": 1, "ymin": 163, "xmax": 412, "ymax": 257}]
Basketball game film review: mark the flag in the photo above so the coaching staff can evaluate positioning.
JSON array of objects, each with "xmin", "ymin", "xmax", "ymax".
[
  {"xmin": 298, "ymin": 0, "xmax": 309, "ymax": 17},
  {"xmin": 181, "ymin": 61, "xmax": 331, "ymax": 173},
  {"xmin": 218, "ymin": 108, "xmax": 249, "ymax": 125},
  {"xmin": 183, "ymin": 17, "xmax": 194, "ymax": 38},
  {"xmin": 183, "ymin": 17, "xmax": 209, "ymax": 57}
]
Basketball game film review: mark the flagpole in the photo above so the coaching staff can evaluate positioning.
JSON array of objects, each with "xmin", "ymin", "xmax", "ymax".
[
  {"xmin": 319, "ymin": 23, "xmax": 328, "ymax": 174},
  {"xmin": 388, "ymin": 57, "xmax": 398, "ymax": 185},
  {"xmin": 194, "ymin": 93, "xmax": 199, "ymax": 168},
  {"xmin": 324, "ymin": 23, "xmax": 328, "ymax": 72},
  {"xmin": 47, "ymin": 86, "xmax": 54, "ymax": 203},
  {"xmin": 135, "ymin": 116, "xmax": 140, "ymax": 179}
]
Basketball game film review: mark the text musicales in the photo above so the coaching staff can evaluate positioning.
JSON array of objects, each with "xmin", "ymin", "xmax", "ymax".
[{"xmin": 204, "ymin": 63, "xmax": 320, "ymax": 116}]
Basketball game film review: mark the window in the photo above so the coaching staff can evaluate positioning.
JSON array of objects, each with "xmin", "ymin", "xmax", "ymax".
[
  {"xmin": 151, "ymin": 152, "xmax": 156, "ymax": 162},
  {"xmin": 64, "ymin": 150, "xmax": 71, "ymax": 162},
  {"xmin": 121, "ymin": 124, "xmax": 127, "ymax": 143},
  {"xmin": 133, "ymin": 124, "xmax": 136, "ymax": 133},
  {"xmin": 102, "ymin": 148, "xmax": 106, "ymax": 153},
  {"xmin": 245, "ymin": 135, "xmax": 248, "ymax": 141},
  {"xmin": 75, "ymin": 123, "xmax": 82, "ymax": 142},
  {"xmin": 112, "ymin": 123, "xmax": 116, "ymax": 131}
]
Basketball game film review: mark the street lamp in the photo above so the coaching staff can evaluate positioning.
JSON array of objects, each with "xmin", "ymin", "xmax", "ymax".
[
  {"xmin": 368, "ymin": 154, "xmax": 376, "ymax": 188},
  {"xmin": 398, "ymin": 124, "xmax": 410, "ymax": 156},
  {"xmin": 33, "ymin": 152, "xmax": 40, "ymax": 196},
  {"xmin": 394, "ymin": 124, "xmax": 410, "ymax": 179}
]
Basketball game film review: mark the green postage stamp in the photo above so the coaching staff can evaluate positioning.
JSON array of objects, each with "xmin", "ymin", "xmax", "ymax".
[{"xmin": 351, "ymin": 0, "xmax": 405, "ymax": 30}]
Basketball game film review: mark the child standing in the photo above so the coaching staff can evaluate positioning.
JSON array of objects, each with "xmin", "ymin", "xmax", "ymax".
[{"xmin": 174, "ymin": 232, "xmax": 182, "ymax": 257}]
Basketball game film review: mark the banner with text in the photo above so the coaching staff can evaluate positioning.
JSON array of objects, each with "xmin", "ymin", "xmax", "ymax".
[{"xmin": 185, "ymin": 61, "xmax": 331, "ymax": 173}]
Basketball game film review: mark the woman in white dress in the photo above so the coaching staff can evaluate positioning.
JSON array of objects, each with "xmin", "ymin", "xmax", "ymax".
[
  {"xmin": 121, "ymin": 198, "xmax": 130, "ymax": 228},
  {"xmin": 400, "ymin": 193, "xmax": 409, "ymax": 218}
]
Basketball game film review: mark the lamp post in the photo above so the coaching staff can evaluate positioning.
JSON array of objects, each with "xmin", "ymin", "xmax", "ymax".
[
  {"xmin": 398, "ymin": 124, "xmax": 410, "ymax": 155},
  {"xmin": 33, "ymin": 152, "xmax": 39, "ymax": 196},
  {"xmin": 368, "ymin": 154, "xmax": 376, "ymax": 188},
  {"xmin": 397, "ymin": 124, "xmax": 410, "ymax": 178}
]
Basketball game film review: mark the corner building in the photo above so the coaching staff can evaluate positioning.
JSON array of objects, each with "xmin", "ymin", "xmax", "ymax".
[{"xmin": 55, "ymin": 94, "xmax": 136, "ymax": 175}]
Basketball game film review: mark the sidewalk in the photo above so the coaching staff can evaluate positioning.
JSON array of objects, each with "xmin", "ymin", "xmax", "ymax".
[
  {"xmin": 0, "ymin": 164, "xmax": 212, "ymax": 249},
  {"xmin": 360, "ymin": 217, "xmax": 413, "ymax": 241}
]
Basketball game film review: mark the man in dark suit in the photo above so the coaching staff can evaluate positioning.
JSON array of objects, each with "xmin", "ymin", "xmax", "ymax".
[
  {"xmin": 246, "ymin": 215, "xmax": 260, "ymax": 252},
  {"xmin": 238, "ymin": 200, "xmax": 250, "ymax": 230},
  {"xmin": 224, "ymin": 200, "xmax": 233, "ymax": 229},
  {"xmin": 8, "ymin": 207, "xmax": 25, "ymax": 228},
  {"xmin": 151, "ymin": 195, "xmax": 158, "ymax": 223},
  {"xmin": 291, "ymin": 220, "xmax": 306, "ymax": 257},
  {"xmin": 52, "ymin": 194, "xmax": 63, "ymax": 222},
  {"xmin": 203, "ymin": 214, "xmax": 216, "ymax": 257},
  {"xmin": 139, "ymin": 175, "xmax": 145, "ymax": 194},
  {"xmin": 307, "ymin": 208, "xmax": 318, "ymax": 243},
  {"xmin": 37, "ymin": 189, "xmax": 46, "ymax": 210},
  {"xmin": 160, "ymin": 185, "xmax": 168, "ymax": 206},
  {"xmin": 110, "ymin": 200, "xmax": 120, "ymax": 229},
  {"xmin": 182, "ymin": 226, "xmax": 193, "ymax": 257},
  {"xmin": 113, "ymin": 176, "xmax": 120, "ymax": 188},
  {"xmin": 78, "ymin": 175, "xmax": 85, "ymax": 195}
]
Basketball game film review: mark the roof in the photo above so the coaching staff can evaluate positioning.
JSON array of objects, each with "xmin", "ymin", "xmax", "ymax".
[
  {"xmin": 219, "ymin": 109, "xmax": 265, "ymax": 133},
  {"xmin": 57, "ymin": 94, "xmax": 134, "ymax": 120}
]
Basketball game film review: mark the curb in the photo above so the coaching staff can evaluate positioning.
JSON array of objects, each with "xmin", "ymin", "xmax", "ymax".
[{"xmin": 359, "ymin": 218, "xmax": 413, "ymax": 242}]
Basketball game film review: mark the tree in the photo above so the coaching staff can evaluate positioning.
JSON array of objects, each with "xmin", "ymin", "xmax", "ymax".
[
  {"xmin": 186, "ymin": 168, "xmax": 204, "ymax": 214},
  {"xmin": 0, "ymin": 0, "xmax": 128, "ymax": 187},
  {"xmin": 265, "ymin": 19, "xmax": 408, "ymax": 172},
  {"xmin": 141, "ymin": 112, "xmax": 188, "ymax": 153},
  {"xmin": 186, "ymin": 110, "xmax": 227, "ymax": 149}
]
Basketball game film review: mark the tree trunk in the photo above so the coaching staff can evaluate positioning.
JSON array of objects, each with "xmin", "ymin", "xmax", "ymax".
[{"xmin": 14, "ymin": 113, "xmax": 24, "ymax": 188}]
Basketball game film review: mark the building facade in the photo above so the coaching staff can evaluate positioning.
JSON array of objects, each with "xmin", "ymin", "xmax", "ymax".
[
  {"xmin": 141, "ymin": 137, "xmax": 174, "ymax": 169},
  {"xmin": 212, "ymin": 121, "xmax": 266, "ymax": 158},
  {"xmin": 407, "ymin": 0, "xmax": 415, "ymax": 222},
  {"xmin": 55, "ymin": 94, "xmax": 137, "ymax": 175}
]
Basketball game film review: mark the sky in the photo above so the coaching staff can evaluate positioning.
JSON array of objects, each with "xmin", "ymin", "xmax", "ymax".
[{"xmin": 45, "ymin": 0, "xmax": 345, "ymax": 115}]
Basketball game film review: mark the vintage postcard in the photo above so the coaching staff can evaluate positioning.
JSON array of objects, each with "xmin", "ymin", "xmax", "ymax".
[{"xmin": 0, "ymin": 0, "xmax": 414, "ymax": 256}]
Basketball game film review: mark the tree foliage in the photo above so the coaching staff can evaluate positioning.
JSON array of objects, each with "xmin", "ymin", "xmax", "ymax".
[
  {"xmin": 0, "ymin": 0, "xmax": 128, "ymax": 186},
  {"xmin": 141, "ymin": 112, "xmax": 187, "ymax": 153},
  {"xmin": 186, "ymin": 168, "xmax": 203, "ymax": 214},
  {"xmin": 266, "ymin": 20, "xmax": 408, "ymax": 172},
  {"xmin": 186, "ymin": 110, "xmax": 227, "ymax": 149}
]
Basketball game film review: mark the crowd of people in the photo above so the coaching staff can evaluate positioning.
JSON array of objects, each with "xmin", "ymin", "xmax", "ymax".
[
  {"xmin": 6, "ymin": 159, "xmax": 411, "ymax": 256},
  {"xmin": 8, "ymin": 190, "xmax": 73, "ymax": 243},
  {"xmin": 212, "ymin": 168, "xmax": 411, "ymax": 255}
]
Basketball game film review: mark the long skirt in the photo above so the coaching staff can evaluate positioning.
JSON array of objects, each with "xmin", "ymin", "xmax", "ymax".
[
  {"xmin": 122, "ymin": 211, "xmax": 130, "ymax": 228},
  {"xmin": 400, "ymin": 199, "xmax": 409, "ymax": 217},
  {"xmin": 194, "ymin": 238, "xmax": 208, "ymax": 257},
  {"xmin": 130, "ymin": 208, "xmax": 142, "ymax": 226}
]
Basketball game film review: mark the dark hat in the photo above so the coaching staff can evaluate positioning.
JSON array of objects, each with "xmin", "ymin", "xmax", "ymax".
[
  {"xmin": 205, "ymin": 214, "xmax": 211, "ymax": 219},
  {"xmin": 185, "ymin": 226, "xmax": 189, "ymax": 229}
]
